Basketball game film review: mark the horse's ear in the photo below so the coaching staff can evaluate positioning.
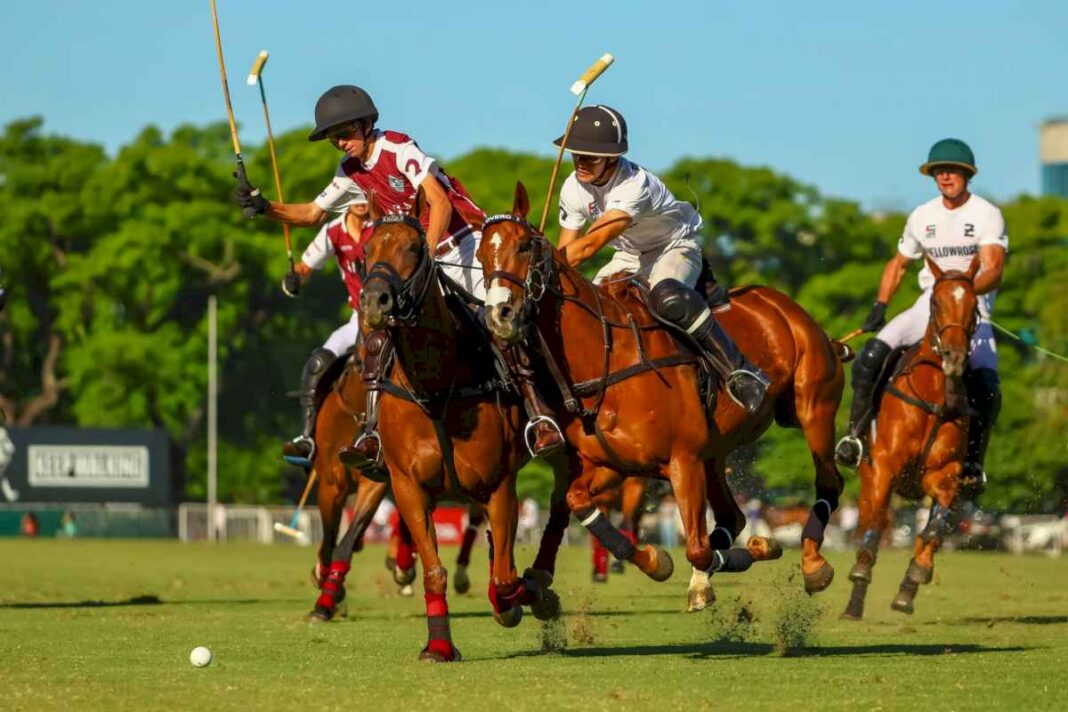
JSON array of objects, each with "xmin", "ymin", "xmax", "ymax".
[
  {"xmin": 512, "ymin": 181, "xmax": 531, "ymax": 219},
  {"xmin": 925, "ymin": 254, "xmax": 944, "ymax": 280},
  {"xmin": 411, "ymin": 187, "xmax": 428, "ymax": 222},
  {"xmin": 966, "ymin": 254, "xmax": 981, "ymax": 280},
  {"xmin": 367, "ymin": 191, "xmax": 382, "ymax": 222}
]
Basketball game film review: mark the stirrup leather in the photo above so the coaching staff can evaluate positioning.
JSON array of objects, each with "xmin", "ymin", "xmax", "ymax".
[{"xmin": 523, "ymin": 416, "xmax": 565, "ymax": 458}]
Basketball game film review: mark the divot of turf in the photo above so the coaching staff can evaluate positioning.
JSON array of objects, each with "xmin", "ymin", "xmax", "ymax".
[{"xmin": 770, "ymin": 570, "xmax": 822, "ymax": 657}]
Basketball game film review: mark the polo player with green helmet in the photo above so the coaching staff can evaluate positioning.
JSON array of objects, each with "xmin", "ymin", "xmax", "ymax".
[{"xmin": 835, "ymin": 138, "xmax": 1007, "ymax": 497}]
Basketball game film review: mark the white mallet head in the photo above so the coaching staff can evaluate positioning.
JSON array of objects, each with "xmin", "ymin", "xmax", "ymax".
[
  {"xmin": 247, "ymin": 50, "xmax": 269, "ymax": 86},
  {"xmin": 189, "ymin": 646, "xmax": 213, "ymax": 668}
]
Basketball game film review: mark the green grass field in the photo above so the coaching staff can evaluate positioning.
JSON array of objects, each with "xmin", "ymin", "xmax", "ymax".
[{"xmin": 1, "ymin": 539, "xmax": 1066, "ymax": 711}]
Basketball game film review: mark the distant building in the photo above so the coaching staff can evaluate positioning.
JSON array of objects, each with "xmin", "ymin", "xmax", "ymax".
[{"xmin": 1040, "ymin": 117, "xmax": 1068, "ymax": 197}]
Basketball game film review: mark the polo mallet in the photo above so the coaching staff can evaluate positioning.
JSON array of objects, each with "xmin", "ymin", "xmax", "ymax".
[
  {"xmin": 838, "ymin": 328, "xmax": 865, "ymax": 344},
  {"xmin": 832, "ymin": 328, "xmax": 865, "ymax": 362},
  {"xmin": 247, "ymin": 50, "xmax": 294, "ymax": 270},
  {"xmin": 538, "ymin": 53, "xmax": 615, "ymax": 233},
  {"xmin": 274, "ymin": 469, "xmax": 318, "ymax": 539}
]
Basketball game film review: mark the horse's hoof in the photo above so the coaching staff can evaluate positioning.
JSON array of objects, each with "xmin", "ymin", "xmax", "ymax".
[
  {"xmin": 493, "ymin": 604, "xmax": 523, "ymax": 628},
  {"xmin": 610, "ymin": 559, "xmax": 625, "ymax": 574},
  {"xmin": 747, "ymin": 536, "xmax": 784, "ymax": 561},
  {"xmin": 454, "ymin": 565, "xmax": 471, "ymax": 595},
  {"xmin": 905, "ymin": 559, "xmax": 933, "ymax": 585},
  {"xmin": 531, "ymin": 587, "xmax": 562, "ymax": 621},
  {"xmin": 305, "ymin": 606, "xmax": 333, "ymax": 624},
  {"xmin": 335, "ymin": 599, "xmax": 349, "ymax": 619},
  {"xmin": 687, "ymin": 584, "xmax": 715, "ymax": 613},
  {"xmin": 848, "ymin": 561, "xmax": 873, "ymax": 584},
  {"xmin": 840, "ymin": 610, "xmax": 864, "ymax": 621},
  {"xmin": 393, "ymin": 565, "xmax": 416, "ymax": 586},
  {"xmin": 645, "ymin": 546, "xmax": 675, "ymax": 582},
  {"xmin": 891, "ymin": 595, "xmax": 915, "ymax": 615},
  {"xmin": 419, "ymin": 644, "xmax": 462, "ymax": 663},
  {"xmin": 804, "ymin": 561, "xmax": 835, "ymax": 594},
  {"xmin": 522, "ymin": 568, "xmax": 554, "ymax": 591},
  {"xmin": 592, "ymin": 571, "xmax": 608, "ymax": 583},
  {"xmin": 399, "ymin": 584, "xmax": 414, "ymax": 597}
]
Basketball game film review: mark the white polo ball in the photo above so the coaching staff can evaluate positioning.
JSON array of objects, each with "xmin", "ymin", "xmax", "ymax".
[{"xmin": 189, "ymin": 646, "xmax": 212, "ymax": 668}]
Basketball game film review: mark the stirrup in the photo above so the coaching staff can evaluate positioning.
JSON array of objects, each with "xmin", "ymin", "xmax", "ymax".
[
  {"xmin": 282, "ymin": 436, "xmax": 316, "ymax": 467},
  {"xmin": 725, "ymin": 369, "xmax": 768, "ymax": 413},
  {"xmin": 834, "ymin": 435, "xmax": 864, "ymax": 469},
  {"xmin": 523, "ymin": 416, "xmax": 565, "ymax": 458},
  {"xmin": 959, "ymin": 463, "xmax": 987, "ymax": 498},
  {"xmin": 342, "ymin": 431, "xmax": 384, "ymax": 469}
]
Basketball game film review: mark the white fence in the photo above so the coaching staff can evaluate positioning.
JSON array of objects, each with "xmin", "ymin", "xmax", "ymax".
[{"xmin": 178, "ymin": 503, "xmax": 324, "ymax": 546}]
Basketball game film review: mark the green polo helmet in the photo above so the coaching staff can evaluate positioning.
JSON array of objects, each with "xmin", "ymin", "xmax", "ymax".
[{"xmin": 919, "ymin": 138, "xmax": 977, "ymax": 177}]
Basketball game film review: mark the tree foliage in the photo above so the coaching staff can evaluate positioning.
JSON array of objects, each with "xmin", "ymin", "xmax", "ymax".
[{"xmin": 0, "ymin": 118, "xmax": 1063, "ymax": 511}]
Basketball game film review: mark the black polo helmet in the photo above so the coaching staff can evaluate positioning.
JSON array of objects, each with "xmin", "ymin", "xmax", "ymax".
[
  {"xmin": 553, "ymin": 104, "xmax": 628, "ymax": 157},
  {"xmin": 308, "ymin": 85, "xmax": 379, "ymax": 142}
]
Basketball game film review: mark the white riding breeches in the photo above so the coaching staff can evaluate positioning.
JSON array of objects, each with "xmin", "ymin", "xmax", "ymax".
[
  {"xmin": 593, "ymin": 236, "xmax": 703, "ymax": 289},
  {"xmin": 437, "ymin": 231, "xmax": 486, "ymax": 301},
  {"xmin": 877, "ymin": 291, "xmax": 999, "ymax": 371},
  {"xmin": 322, "ymin": 311, "xmax": 360, "ymax": 357}
]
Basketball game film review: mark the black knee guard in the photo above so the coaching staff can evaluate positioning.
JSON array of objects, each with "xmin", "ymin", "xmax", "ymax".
[{"xmin": 649, "ymin": 279, "xmax": 710, "ymax": 332}]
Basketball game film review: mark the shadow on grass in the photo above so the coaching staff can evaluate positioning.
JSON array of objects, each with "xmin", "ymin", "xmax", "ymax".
[
  {"xmin": 959, "ymin": 616, "xmax": 1068, "ymax": 625},
  {"xmin": 356, "ymin": 608, "xmax": 680, "ymax": 621},
  {"xmin": 485, "ymin": 640, "xmax": 1030, "ymax": 661},
  {"xmin": 0, "ymin": 595, "xmax": 305, "ymax": 609}
]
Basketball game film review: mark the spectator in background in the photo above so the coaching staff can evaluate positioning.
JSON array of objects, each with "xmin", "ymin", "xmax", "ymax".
[
  {"xmin": 518, "ymin": 498, "xmax": 540, "ymax": 545},
  {"xmin": 59, "ymin": 510, "xmax": 78, "ymax": 538},
  {"xmin": 658, "ymin": 493, "xmax": 679, "ymax": 546},
  {"xmin": 19, "ymin": 512, "xmax": 39, "ymax": 538}
]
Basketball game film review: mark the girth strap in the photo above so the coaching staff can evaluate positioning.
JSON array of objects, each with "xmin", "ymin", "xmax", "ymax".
[{"xmin": 572, "ymin": 354, "xmax": 698, "ymax": 398}]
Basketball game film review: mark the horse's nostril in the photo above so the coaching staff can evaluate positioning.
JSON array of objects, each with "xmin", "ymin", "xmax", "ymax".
[
  {"xmin": 378, "ymin": 292, "xmax": 392, "ymax": 307},
  {"xmin": 499, "ymin": 305, "xmax": 512, "ymax": 321}
]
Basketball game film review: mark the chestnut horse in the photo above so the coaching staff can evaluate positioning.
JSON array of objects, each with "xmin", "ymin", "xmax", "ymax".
[
  {"xmin": 359, "ymin": 204, "xmax": 565, "ymax": 662},
  {"xmin": 842, "ymin": 257, "xmax": 980, "ymax": 619},
  {"xmin": 590, "ymin": 477, "xmax": 648, "ymax": 582},
  {"xmin": 303, "ymin": 358, "xmax": 488, "ymax": 622},
  {"xmin": 478, "ymin": 183, "xmax": 846, "ymax": 594}
]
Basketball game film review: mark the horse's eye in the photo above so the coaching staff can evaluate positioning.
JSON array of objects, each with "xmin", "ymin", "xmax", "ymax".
[{"xmin": 517, "ymin": 241, "xmax": 533, "ymax": 254}]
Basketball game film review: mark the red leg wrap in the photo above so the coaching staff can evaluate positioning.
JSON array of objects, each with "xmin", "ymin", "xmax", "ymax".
[{"xmin": 593, "ymin": 537, "xmax": 609, "ymax": 576}]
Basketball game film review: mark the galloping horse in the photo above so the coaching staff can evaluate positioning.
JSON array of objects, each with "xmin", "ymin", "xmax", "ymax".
[
  {"xmin": 358, "ymin": 197, "xmax": 564, "ymax": 662},
  {"xmin": 302, "ymin": 357, "xmax": 489, "ymax": 622},
  {"xmin": 843, "ymin": 257, "xmax": 981, "ymax": 619},
  {"xmin": 478, "ymin": 183, "xmax": 846, "ymax": 594}
]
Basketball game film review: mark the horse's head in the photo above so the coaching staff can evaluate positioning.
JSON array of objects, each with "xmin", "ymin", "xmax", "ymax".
[
  {"xmin": 926, "ymin": 255, "xmax": 981, "ymax": 379},
  {"xmin": 359, "ymin": 192, "xmax": 434, "ymax": 329},
  {"xmin": 477, "ymin": 182, "xmax": 550, "ymax": 343}
]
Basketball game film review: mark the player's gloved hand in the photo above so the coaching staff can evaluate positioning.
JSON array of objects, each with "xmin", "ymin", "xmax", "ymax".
[
  {"xmin": 282, "ymin": 270, "xmax": 301, "ymax": 298},
  {"xmin": 861, "ymin": 302, "xmax": 888, "ymax": 333},
  {"xmin": 233, "ymin": 163, "xmax": 269, "ymax": 218}
]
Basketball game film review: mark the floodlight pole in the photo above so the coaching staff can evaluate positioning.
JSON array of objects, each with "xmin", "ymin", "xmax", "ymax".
[{"xmin": 207, "ymin": 294, "xmax": 218, "ymax": 542}]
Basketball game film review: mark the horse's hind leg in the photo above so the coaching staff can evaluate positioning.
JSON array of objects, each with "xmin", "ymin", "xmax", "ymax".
[
  {"xmin": 392, "ymin": 475, "xmax": 459, "ymax": 662},
  {"xmin": 843, "ymin": 458, "xmax": 894, "ymax": 620},
  {"xmin": 454, "ymin": 503, "xmax": 485, "ymax": 594},
  {"xmin": 308, "ymin": 477, "xmax": 388, "ymax": 623},
  {"xmin": 792, "ymin": 372, "xmax": 845, "ymax": 594},
  {"xmin": 614, "ymin": 478, "xmax": 645, "ymax": 574},
  {"xmin": 892, "ymin": 460, "xmax": 963, "ymax": 615}
]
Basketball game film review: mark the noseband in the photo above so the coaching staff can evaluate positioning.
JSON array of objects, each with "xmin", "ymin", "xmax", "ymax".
[
  {"xmin": 481, "ymin": 214, "xmax": 554, "ymax": 321},
  {"xmin": 929, "ymin": 273, "xmax": 979, "ymax": 359},
  {"xmin": 364, "ymin": 214, "xmax": 436, "ymax": 325}
]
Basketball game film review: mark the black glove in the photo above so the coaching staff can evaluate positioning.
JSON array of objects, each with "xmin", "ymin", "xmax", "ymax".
[
  {"xmin": 233, "ymin": 163, "xmax": 269, "ymax": 218},
  {"xmin": 282, "ymin": 270, "xmax": 301, "ymax": 298},
  {"xmin": 861, "ymin": 302, "xmax": 888, "ymax": 333}
]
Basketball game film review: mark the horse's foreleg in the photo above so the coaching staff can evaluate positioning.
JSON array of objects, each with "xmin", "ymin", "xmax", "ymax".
[
  {"xmin": 703, "ymin": 457, "xmax": 778, "ymax": 577},
  {"xmin": 892, "ymin": 460, "xmax": 963, "ymax": 615},
  {"xmin": 843, "ymin": 458, "xmax": 894, "ymax": 620},
  {"xmin": 309, "ymin": 478, "xmax": 388, "ymax": 622},
  {"xmin": 567, "ymin": 467, "xmax": 673, "ymax": 582},
  {"xmin": 313, "ymin": 469, "xmax": 349, "ymax": 589},
  {"xmin": 393, "ymin": 476, "xmax": 458, "ymax": 662},
  {"xmin": 485, "ymin": 482, "xmax": 525, "ymax": 628},
  {"xmin": 454, "ymin": 503, "xmax": 484, "ymax": 595},
  {"xmin": 529, "ymin": 452, "xmax": 572, "ymax": 580}
]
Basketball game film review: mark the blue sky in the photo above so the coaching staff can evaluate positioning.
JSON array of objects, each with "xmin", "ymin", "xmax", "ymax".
[{"xmin": 2, "ymin": 1, "xmax": 1065, "ymax": 210}]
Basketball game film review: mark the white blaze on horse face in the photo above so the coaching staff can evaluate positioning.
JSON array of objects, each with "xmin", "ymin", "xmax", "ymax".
[
  {"xmin": 489, "ymin": 232, "xmax": 503, "ymax": 253},
  {"xmin": 485, "ymin": 280, "xmax": 513, "ymax": 309},
  {"xmin": 952, "ymin": 285, "xmax": 966, "ymax": 302}
]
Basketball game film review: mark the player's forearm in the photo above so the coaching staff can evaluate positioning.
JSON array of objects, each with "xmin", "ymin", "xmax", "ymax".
[
  {"xmin": 425, "ymin": 197, "xmax": 452, "ymax": 252},
  {"xmin": 876, "ymin": 258, "xmax": 907, "ymax": 303},
  {"xmin": 267, "ymin": 201, "xmax": 327, "ymax": 227},
  {"xmin": 974, "ymin": 268, "xmax": 1002, "ymax": 295},
  {"xmin": 974, "ymin": 247, "xmax": 1005, "ymax": 295},
  {"xmin": 563, "ymin": 239, "xmax": 600, "ymax": 267}
]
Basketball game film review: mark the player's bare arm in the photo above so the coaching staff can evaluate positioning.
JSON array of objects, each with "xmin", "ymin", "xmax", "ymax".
[
  {"xmin": 267, "ymin": 201, "xmax": 328, "ymax": 228},
  {"xmin": 562, "ymin": 210, "xmax": 632, "ymax": 267},
  {"xmin": 421, "ymin": 176, "xmax": 452, "ymax": 252},
  {"xmin": 558, "ymin": 227, "xmax": 582, "ymax": 248},
  {"xmin": 973, "ymin": 244, "xmax": 1005, "ymax": 295},
  {"xmin": 876, "ymin": 252, "xmax": 912, "ymax": 304}
]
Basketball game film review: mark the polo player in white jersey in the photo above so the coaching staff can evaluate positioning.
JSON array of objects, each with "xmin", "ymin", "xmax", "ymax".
[
  {"xmin": 835, "ymin": 139, "xmax": 1007, "ymax": 497},
  {"xmin": 555, "ymin": 105, "xmax": 769, "ymax": 413}
]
